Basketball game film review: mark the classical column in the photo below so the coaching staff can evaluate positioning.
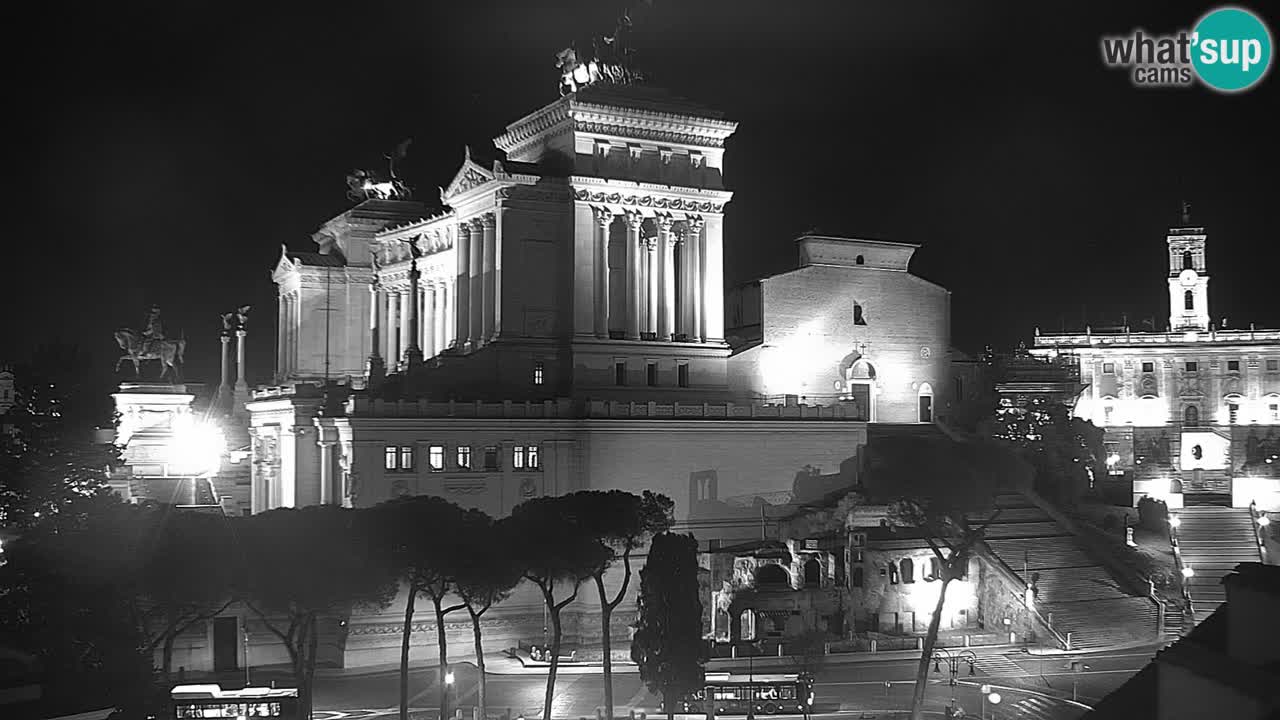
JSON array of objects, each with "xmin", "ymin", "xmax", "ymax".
[
  {"xmin": 646, "ymin": 237, "xmax": 659, "ymax": 336},
  {"xmin": 443, "ymin": 279, "xmax": 454, "ymax": 348},
  {"xmin": 217, "ymin": 332, "xmax": 232, "ymax": 409},
  {"xmin": 399, "ymin": 287, "xmax": 416, "ymax": 368},
  {"xmin": 403, "ymin": 254, "xmax": 423, "ymax": 368},
  {"xmin": 367, "ymin": 284, "xmax": 385, "ymax": 383},
  {"xmin": 469, "ymin": 217, "xmax": 484, "ymax": 349},
  {"xmin": 625, "ymin": 212, "xmax": 643, "ymax": 340},
  {"xmin": 287, "ymin": 293, "xmax": 298, "ymax": 374},
  {"xmin": 276, "ymin": 295, "xmax": 286, "ymax": 381},
  {"xmin": 657, "ymin": 216, "xmax": 676, "ymax": 340},
  {"xmin": 687, "ymin": 216, "xmax": 706, "ymax": 342},
  {"xmin": 481, "ymin": 213, "xmax": 496, "ymax": 342},
  {"xmin": 593, "ymin": 207, "xmax": 613, "ymax": 338},
  {"xmin": 455, "ymin": 223, "xmax": 471, "ymax": 350},
  {"xmin": 423, "ymin": 282, "xmax": 436, "ymax": 358},
  {"xmin": 434, "ymin": 282, "xmax": 446, "ymax": 353},
  {"xmin": 235, "ymin": 329, "xmax": 248, "ymax": 391},
  {"xmin": 387, "ymin": 290, "xmax": 401, "ymax": 366},
  {"xmin": 318, "ymin": 439, "xmax": 335, "ymax": 505}
]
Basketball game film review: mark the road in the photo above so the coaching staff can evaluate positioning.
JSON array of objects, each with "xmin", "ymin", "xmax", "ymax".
[{"xmin": 300, "ymin": 643, "xmax": 1163, "ymax": 720}]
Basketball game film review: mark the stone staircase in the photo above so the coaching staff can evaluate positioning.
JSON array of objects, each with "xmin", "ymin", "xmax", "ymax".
[
  {"xmin": 975, "ymin": 493, "xmax": 1160, "ymax": 650},
  {"xmin": 1174, "ymin": 506, "xmax": 1262, "ymax": 625}
]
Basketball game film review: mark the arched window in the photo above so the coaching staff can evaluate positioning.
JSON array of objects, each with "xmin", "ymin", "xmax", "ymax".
[
  {"xmin": 849, "ymin": 359, "xmax": 876, "ymax": 380},
  {"xmin": 918, "ymin": 382, "xmax": 935, "ymax": 423},
  {"xmin": 900, "ymin": 558, "xmax": 915, "ymax": 584},
  {"xmin": 853, "ymin": 304, "xmax": 867, "ymax": 326},
  {"xmin": 755, "ymin": 564, "xmax": 789, "ymax": 588},
  {"xmin": 852, "ymin": 567, "xmax": 864, "ymax": 588},
  {"xmin": 803, "ymin": 558, "xmax": 821, "ymax": 587},
  {"xmin": 855, "ymin": 255, "xmax": 865, "ymax": 265},
  {"xmin": 1184, "ymin": 405, "xmax": 1199, "ymax": 426},
  {"xmin": 1183, "ymin": 251, "xmax": 1194, "ymax": 270},
  {"xmin": 1185, "ymin": 290, "xmax": 1194, "ymax": 311}
]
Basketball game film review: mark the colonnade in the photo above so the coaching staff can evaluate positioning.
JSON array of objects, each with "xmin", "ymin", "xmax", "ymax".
[
  {"xmin": 592, "ymin": 210, "xmax": 709, "ymax": 342},
  {"xmin": 370, "ymin": 277, "xmax": 456, "ymax": 369}
]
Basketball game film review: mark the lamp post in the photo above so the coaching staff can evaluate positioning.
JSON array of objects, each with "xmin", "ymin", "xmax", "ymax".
[
  {"xmin": 243, "ymin": 624, "xmax": 251, "ymax": 688},
  {"xmin": 931, "ymin": 648, "xmax": 976, "ymax": 714},
  {"xmin": 444, "ymin": 667, "xmax": 456, "ymax": 720}
]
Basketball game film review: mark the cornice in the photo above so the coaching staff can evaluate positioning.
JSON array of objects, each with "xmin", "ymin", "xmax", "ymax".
[{"xmin": 494, "ymin": 100, "xmax": 573, "ymax": 155}]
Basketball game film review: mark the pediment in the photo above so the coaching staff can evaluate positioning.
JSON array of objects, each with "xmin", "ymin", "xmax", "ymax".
[
  {"xmin": 441, "ymin": 148, "xmax": 495, "ymax": 202},
  {"xmin": 271, "ymin": 245, "xmax": 298, "ymax": 282}
]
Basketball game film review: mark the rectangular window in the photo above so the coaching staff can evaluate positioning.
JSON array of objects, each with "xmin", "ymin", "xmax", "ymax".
[
  {"xmin": 514, "ymin": 445, "xmax": 525, "ymax": 469},
  {"xmin": 456, "ymin": 446, "xmax": 471, "ymax": 470},
  {"xmin": 1142, "ymin": 362, "xmax": 1154, "ymax": 373},
  {"xmin": 398, "ymin": 446, "xmax": 415, "ymax": 471},
  {"xmin": 1271, "ymin": 404, "xmax": 1279, "ymax": 421},
  {"xmin": 533, "ymin": 361, "xmax": 545, "ymax": 385},
  {"xmin": 1228, "ymin": 360, "xmax": 1241, "ymax": 372},
  {"xmin": 647, "ymin": 362, "xmax": 658, "ymax": 387},
  {"xmin": 483, "ymin": 446, "xmax": 499, "ymax": 471},
  {"xmin": 1103, "ymin": 362, "xmax": 1115, "ymax": 374},
  {"xmin": 527, "ymin": 444, "xmax": 540, "ymax": 469},
  {"xmin": 385, "ymin": 446, "xmax": 397, "ymax": 471},
  {"xmin": 615, "ymin": 361, "xmax": 627, "ymax": 386},
  {"xmin": 1186, "ymin": 361, "xmax": 1198, "ymax": 372},
  {"xmin": 1228, "ymin": 403, "xmax": 1239, "ymax": 424},
  {"xmin": 1268, "ymin": 359, "xmax": 1279, "ymax": 371},
  {"xmin": 428, "ymin": 445, "xmax": 445, "ymax": 471},
  {"xmin": 678, "ymin": 363, "xmax": 690, "ymax": 388}
]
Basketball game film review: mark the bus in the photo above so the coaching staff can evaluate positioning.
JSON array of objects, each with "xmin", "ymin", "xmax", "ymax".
[
  {"xmin": 665, "ymin": 672, "xmax": 815, "ymax": 716},
  {"xmin": 170, "ymin": 684, "xmax": 300, "ymax": 720}
]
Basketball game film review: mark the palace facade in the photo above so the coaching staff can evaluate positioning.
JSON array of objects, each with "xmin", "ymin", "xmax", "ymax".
[{"xmin": 1031, "ymin": 218, "xmax": 1280, "ymax": 509}]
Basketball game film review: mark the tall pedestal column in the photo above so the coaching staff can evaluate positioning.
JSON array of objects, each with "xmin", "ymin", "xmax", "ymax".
[
  {"xmin": 455, "ymin": 223, "xmax": 471, "ymax": 350},
  {"xmin": 658, "ymin": 217, "xmax": 677, "ymax": 341},
  {"xmin": 481, "ymin": 213, "xmax": 496, "ymax": 343},
  {"xmin": 217, "ymin": 334, "xmax": 232, "ymax": 411},
  {"xmin": 593, "ymin": 207, "xmax": 613, "ymax": 338},
  {"xmin": 234, "ymin": 329, "xmax": 250, "ymax": 413},
  {"xmin": 625, "ymin": 212, "xmax": 643, "ymax": 340},
  {"xmin": 403, "ymin": 256, "xmax": 423, "ymax": 369}
]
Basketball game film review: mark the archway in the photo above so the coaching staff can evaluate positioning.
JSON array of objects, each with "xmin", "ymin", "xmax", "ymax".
[
  {"xmin": 843, "ymin": 358, "xmax": 878, "ymax": 421},
  {"xmin": 755, "ymin": 563, "xmax": 789, "ymax": 588},
  {"xmin": 1184, "ymin": 405, "xmax": 1199, "ymax": 427},
  {"xmin": 917, "ymin": 382, "xmax": 934, "ymax": 423}
]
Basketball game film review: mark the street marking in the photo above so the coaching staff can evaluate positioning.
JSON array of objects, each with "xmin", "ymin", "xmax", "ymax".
[{"xmin": 973, "ymin": 654, "xmax": 1025, "ymax": 677}]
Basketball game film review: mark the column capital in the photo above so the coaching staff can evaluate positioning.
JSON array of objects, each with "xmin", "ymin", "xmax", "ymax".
[
  {"xmin": 458, "ymin": 221, "xmax": 473, "ymax": 237},
  {"xmin": 644, "ymin": 236, "xmax": 659, "ymax": 252},
  {"xmin": 685, "ymin": 215, "xmax": 706, "ymax": 234},
  {"xmin": 656, "ymin": 214, "xmax": 676, "ymax": 232},
  {"xmin": 625, "ymin": 211, "xmax": 645, "ymax": 231},
  {"xmin": 480, "ymin": 212, "xmax": 496, "ymax": 229},
  {"xmin": 592, "ymin": 206, "xmax": 615, "ymax": 228}
]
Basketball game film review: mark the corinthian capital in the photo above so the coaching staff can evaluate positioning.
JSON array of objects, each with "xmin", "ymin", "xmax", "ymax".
[
  {"xmin": 625, "ymin": 211, "xmax": 645, "ymax": 231},
  {"xmin": 685, "ymin": 215, "xmax": 705, "ymax": 235},
  {"xmin": 479, "ymin": 212, "xmax": 496, "ymax": 229},
  {"xmin": 592, "ymin": 206, "xmax": 615, "ymax": 229},
  {"xmin": 656, "ymin": 214, "xmax": 676, "ymax": 233}
]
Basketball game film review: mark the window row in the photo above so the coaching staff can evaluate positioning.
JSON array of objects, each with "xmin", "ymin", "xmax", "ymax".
[
  {"xmin": 614, "ymin": 360, "xmax": 691, "ymax": 387},
  {"xmin": 384, "ymin": 443, "xmax": 541, "ymax": 472},
  {"xmin": 848, "ymin": 556, "xmax": 967, "ymax": 588},
  {"xmin": 1102, "ymin": 358, "xmax": 1279, "ymax": 375}
]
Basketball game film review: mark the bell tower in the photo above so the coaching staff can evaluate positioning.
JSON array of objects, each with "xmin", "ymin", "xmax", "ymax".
[{"xmin": 1167, "ymin": 202, "xmax": 1210, "ymax": 332}]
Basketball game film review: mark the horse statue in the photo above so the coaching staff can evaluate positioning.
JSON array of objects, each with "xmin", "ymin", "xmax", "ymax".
[{"xmin": 115, "ymin": 328, "xmax": 186, "ymax": 381}]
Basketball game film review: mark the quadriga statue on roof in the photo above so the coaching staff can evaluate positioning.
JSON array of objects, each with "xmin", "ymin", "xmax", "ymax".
[{"xmin": 115, "ymin": 305, "xmax": 186, "ymax": 382}]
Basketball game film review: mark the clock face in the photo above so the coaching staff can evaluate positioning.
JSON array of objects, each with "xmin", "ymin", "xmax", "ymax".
[{"xmin": 1179, "ymin": 269, "xmax": 1199, "ymax": 286}]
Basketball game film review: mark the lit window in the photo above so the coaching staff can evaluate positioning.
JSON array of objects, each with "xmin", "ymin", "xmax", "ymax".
[
  {"xmin": 1103, "ymin": 406, "xmax": 1114, "ymax": 424},
  {"xmin": 647, "ymin": 362, "xmax": 658, "ymax": 387},
  {"xmin": 456, "ymin": 446, "xmax": 471, "ymax": 470},
  {"xmin": 900, "ymin": 558, "xmax": 915, "ymax": 584},
  {"xmin": 615, "ymin": 361, "xmax": 627, "ymax": 386},
  {"xmin": 428, "ymin": 445, "xmax": 444, "ymax": 471},
  {"xmin": 1271, "ymin": 404, "xmax": 1279, "ymax": 421},
  {"xmin": 1227, "ymin": 360, "xmax": 1240, "ymax": 372},
  {"xmin": 533, "ymin": 361, "xmax": 545, "ymax": 385},
  {"xmin": 1228, "ymin": 403, "xmax": 1239, "ymax": 425},
  {"xmin": 1268, "ymin": 359, "xmax": 1279, "ymax": 371},
  {"xmin": 398, "ymin": 446, "xmax": 414, "ymax": 471},
  {"xmin": 385, "ymin": 446, "xmax": 397, "ymax": 471},
  {"xmin": 1103, "ymin": 363, "xmax": 1115, "ymax": 374},
  {"xmin": 1142, "ymin": 362, "xmax": 1154, "ymax": 373},
  {"xmin": 1185, "ymin": 361, "xmax": 1198, "ymax": 372},
  {"xmin": 678, "ymin": 363, "xmax": 690, "ymax": 388},
  {"xmin": 1184, "ymin": 290, "xmax": 1194, "ymax": 311},
  {"xmin": 483, "ymin": 446, "xmax": 499, "ymax": 471},
  {"xmin": 513, "ymin": 445, "xmax": 541, "ymax": 470}
]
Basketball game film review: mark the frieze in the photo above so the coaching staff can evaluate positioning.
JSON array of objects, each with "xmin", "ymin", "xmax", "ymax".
[
  {"xmin": 574, "ymin": 121, "xmax": 727, "ymax": 149},
  {"xmin": 572, "ymin": 189, "xmax": 723, "ymax": 213}
]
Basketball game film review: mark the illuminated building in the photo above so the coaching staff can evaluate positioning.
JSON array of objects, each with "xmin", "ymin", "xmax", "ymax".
[{"xmin": 1032, "ymin": 215, "xmax": 1280, "ymax": 509}]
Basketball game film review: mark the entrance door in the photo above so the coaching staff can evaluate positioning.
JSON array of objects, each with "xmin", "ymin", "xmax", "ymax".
[
  {"xmin": 918, "ymin": 395, "xmax": 933, "ymax": 423},
  {"xmin": 212, "ymin": 617, "xmax": 239, "ymax": 672}
]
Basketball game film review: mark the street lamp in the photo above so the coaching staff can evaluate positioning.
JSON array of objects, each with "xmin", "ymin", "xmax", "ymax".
[
  {"xmin": 1182, "ymin": 565, "xmax": 1195, "ymax": 579},
  {"xmin": 986, "ymin": 690, "xmax": 1001, "ymax": 720},
  {"xmin": 1169, "ymin": 514, "xmax": 1182, "ymax": 529},
  {"xmin": 444, "ymin": 667, "xmax": 456, "ymax": 720},
  {"xmin": 932, "ymin": 648, "xmax": 976, "ymax": 713}
]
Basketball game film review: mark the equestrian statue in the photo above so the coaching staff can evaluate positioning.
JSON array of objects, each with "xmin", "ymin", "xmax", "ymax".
[{"xmin": 115, "ymin": 305, "xmax": 186, "ymax": 381}]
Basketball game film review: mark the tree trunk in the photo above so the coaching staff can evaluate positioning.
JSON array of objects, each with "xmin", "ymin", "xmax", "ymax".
[
  {"xmin": 470, "ymin": 608, "xmax": 487, "ymax": 720},
  {"xmin": 909, "ymin": 578, "xmax": 952, "ymax": 720},
  {"xmin": 434, "ymin": 598, "xmax": 450, "ymax": 720},
  {"xmin": 162, "ymin": 631, "xmax": 177, "ymax": 686},
  {"xmin": 400, "ymin": 585, "xmax": 418, "ymax": 720},
  {"xmin": 543, "ymin": 602, "xmax": 563, "ymax": 720},
  {"xmin": 596, "ymin": 575, "xmax": 614, "ymax": 720},
  {"xmin": 306, "ymin": 614, "xmax": 320, "ymax": 719}
]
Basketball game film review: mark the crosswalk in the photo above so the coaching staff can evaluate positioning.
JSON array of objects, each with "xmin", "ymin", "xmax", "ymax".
[
  {"xmin": 972, "ymin": 653, "xmax": 1026, "ymax": 677},
  {"xmin": 1010, "ymin": 695, "xmax": 1061, "ymax": 719}
]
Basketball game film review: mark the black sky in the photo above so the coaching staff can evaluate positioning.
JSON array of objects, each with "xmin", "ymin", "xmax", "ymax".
[{"xmin": 9, "ymin": 0, "xmax": 1280, "ymax": 390}]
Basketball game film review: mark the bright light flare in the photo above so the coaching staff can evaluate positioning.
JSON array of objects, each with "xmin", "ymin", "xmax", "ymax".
[
  {"xmin": 445, "ymin": 671, "xmax": 455, "ymax": 685},
  {"xmin": 987, "ymin": 692, "xmax": 1002, "ymax": 705},
  {"xmin": 169, "ymin": 416, "xmax": 226, "ymax": 475},
  {"xmin": 1182, "ymin": 566, "xmax": 1195, "ymax": 578},
  {"xmin": 1258, "ymin": 515, "xmax": 1271, "ymax": 527},
  {"xmin": 1169, "ymin": 515, "xmax": 1181, "ymax": 529}
]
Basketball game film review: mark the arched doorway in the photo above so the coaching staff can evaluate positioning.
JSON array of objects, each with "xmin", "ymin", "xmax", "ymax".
[
  {"xmin": 755, "ymin": 563, "xmax": 789, "ymax": 588},
  {"xmin": 917, "ymin": 382, "xmax": 934, "ymax": 423},
  {"xmin": 1184, "ymin": 405, "xmax": 1200, "ymax": 427},
  {"xmin": 844, "ymin": 358, "xmax": 878, "ymax": 421}
]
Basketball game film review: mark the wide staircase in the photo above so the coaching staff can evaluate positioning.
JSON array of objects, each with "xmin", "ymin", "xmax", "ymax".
[
  {"xmin": 977, "ymin": 493, "xmax": 1160, "ymax": 650},
  {"xmin": 1175, "ymin": 506, "xmax": 1261, "ymax": 625}
]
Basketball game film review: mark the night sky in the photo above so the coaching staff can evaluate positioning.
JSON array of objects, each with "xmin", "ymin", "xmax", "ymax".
[{"xmin": 10, "ymin": 0, "xmax": 1280, "ymax": 393}]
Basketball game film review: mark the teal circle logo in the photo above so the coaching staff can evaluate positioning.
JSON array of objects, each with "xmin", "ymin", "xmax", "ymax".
[{"xmin": 1192, "ymin": 7, "xmax": 1273, "ymax": 92}]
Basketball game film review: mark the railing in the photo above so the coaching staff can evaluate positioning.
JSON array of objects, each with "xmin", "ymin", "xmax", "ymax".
[
  {"xmin": 1034, "ymin": 327, "xmax": 1280, "ymax": 346},
  {"xmin": 1250, "ymin": 500, "xmax": 1270, "ymax": 554},
  {"xmin": 974, "ymin": 540, "xmax": 1069, "ymax": 650},
  {"xmin": 584, "ymin": 399, "xmax": 865, "ymax": 420},
  {"xmin": 347, "ymin": 397, "xmax": 573, "ymax": 418},
  {"xmin": 1168, "ymin": 515, "xmax": 1197, "ymax": 620}
]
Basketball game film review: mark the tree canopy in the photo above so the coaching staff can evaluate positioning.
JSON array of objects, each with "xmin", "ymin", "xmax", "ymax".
[{"xmin": 631, "ymin": 532, "xmax": 705, "ymax": 720}]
